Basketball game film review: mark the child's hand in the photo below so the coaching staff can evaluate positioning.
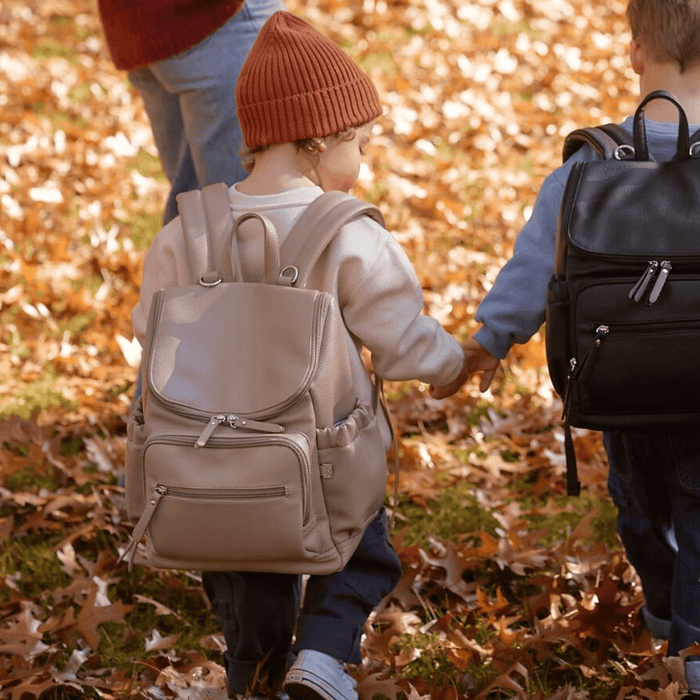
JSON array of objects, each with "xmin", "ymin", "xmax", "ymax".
[
  {"xmin": 429, "ymin": 338, "xmax": 501, "ymax": 399},
  {"xmin": 462, "ymin": 337, "xmax": 500, "ymax": 392},
  {"xmin": 429, "ymin": 348, "xmax": 472, "ymax": 400}
]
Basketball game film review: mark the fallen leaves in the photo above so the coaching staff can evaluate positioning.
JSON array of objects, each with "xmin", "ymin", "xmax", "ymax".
[
  {"xmin": 77, "ymin": 582, "xmax": 132, "ymax": 650},
  {"xmin": 0, "ymin": 0, "xmax": 686, "ymax": 698}
]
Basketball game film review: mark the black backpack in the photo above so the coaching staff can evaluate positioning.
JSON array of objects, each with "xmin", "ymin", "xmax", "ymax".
[{"xmin": 545, "ymin": 90, "xmax": 700, "ymax": 495}]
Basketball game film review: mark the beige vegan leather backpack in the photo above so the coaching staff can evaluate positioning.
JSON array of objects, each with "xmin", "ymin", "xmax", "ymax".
[{"xmin": 121, "ymin": 184, "xmax": 391, "ymax": 573}]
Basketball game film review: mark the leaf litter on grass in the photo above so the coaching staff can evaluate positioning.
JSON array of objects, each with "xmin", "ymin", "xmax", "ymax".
[{"xmin": 0, "ymin": 0, "xmax": 681, "ymax": 698}]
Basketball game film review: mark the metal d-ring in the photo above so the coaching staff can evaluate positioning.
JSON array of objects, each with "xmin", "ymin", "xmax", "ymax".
[
  {"xmin": 690, "ymin": 141, "xmax": 700, "ymax": 158},
  {"xmin": 280, "ymin": 265, "xmax": 299, "ymax": 286},
  {"xmin": 613, "ymin": 144, "xmax": 635, "ymax": 161},
  {"xmin": 199, "ymin": 273, "xmax": 223, "ymax": 287}
]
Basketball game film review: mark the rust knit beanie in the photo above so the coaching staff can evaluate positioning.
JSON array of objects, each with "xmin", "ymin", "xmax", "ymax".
[{"xmin": 236, "ymin": 11, "xmax": 382, "ymax": 148}]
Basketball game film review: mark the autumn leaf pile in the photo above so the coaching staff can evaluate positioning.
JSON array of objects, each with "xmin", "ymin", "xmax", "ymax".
[{"xmin": 0, "ymin": 0, "xmax": 688, "ymax": 698}]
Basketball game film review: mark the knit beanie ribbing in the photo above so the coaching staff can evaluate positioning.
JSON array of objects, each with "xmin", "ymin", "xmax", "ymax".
[{"xmin": 236, "ymin": 12, "xmax": 382, "ymax": 148}]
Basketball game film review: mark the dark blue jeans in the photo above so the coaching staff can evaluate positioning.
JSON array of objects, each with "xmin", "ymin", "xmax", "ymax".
[
  {"xmin": 202, "ymin": 508, "xmax": 402, "ymax": 694},
  {"xmin": 605, "ymin": 430, "xmax": 700, "ymax": 691}
]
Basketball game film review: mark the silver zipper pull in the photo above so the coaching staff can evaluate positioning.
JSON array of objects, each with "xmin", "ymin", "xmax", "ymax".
[
  {"xmin": 594, "ymin": 324, "xmax": 609, "ymax": 344},
  {"xmin": 647, "ymin": 260, "xmax": 672, "ymax": 304},
  {"xmin": 195, "ymin": 415, "xmax": 227, "ymax": 448},
  {"xmin": 629, "ymin": 260, "xmax": 658, "ymax": 302},
  {"xmin": 227, "ymin": 414, "xmax": 284, "ymax": 433}
]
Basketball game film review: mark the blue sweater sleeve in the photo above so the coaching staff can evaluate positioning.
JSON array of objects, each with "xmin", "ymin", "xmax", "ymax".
[{"xmin": 473, "ymin": 152, "xmax": 584, "ymax": 359}]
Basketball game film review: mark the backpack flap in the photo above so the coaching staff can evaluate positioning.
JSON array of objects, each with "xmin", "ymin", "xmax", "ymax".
[
  {"xmin": 562, "ymin": 90, "xmax": 700, "ymax": 261},
  {"xmin": 145, "ymin": 231, "xmax": 332, "ymax": 423}
]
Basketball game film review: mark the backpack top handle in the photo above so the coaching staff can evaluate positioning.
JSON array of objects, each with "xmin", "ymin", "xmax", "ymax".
[
  {"xmin": 224, "ymin": 212, "xmax": 281, "ymax": 285},
  {"xmin": 633, "ymin": 89, "xmax": 690, "ymax": 161}
]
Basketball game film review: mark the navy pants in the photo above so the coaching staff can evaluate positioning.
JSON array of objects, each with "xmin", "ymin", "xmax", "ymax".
[
  {"xmin": 202, "ymin": 508, "xmax": 402, "ymax": 694},
  {"xmin": 605, "ymin": 430, "xmax": 700, "ymax": 692}
]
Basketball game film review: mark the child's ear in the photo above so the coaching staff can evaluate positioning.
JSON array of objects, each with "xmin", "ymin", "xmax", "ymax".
[{"xmin": 630, "ymin": 38, "xmax": 645, "ymax": 75}]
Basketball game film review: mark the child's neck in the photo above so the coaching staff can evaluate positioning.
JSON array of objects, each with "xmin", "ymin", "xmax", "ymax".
[
  {"xmin": 237, "ymin": 144, "xmax": 318, "ymax": 195},
  {"xmin": 638, "ymin": 64, "xmax": 700, "ymax": 124}
]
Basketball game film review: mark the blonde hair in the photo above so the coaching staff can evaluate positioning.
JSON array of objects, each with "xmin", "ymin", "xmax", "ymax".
[
  {"xmin": 240, "ymin": 126, "xmax": 358, "ymax": 173},
  {"xmin": 627, "ymin": 0, "xmax": 700, "ymax": 72}
]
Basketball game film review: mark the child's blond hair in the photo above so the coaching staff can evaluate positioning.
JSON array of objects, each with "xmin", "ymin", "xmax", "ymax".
[
  {"xmin": 627, "ymin": 0, "xmax": 700, "ymax": 72},
  {"xmin": 239, "ymin": 126, "xmax": 359, "ymax": 174}
]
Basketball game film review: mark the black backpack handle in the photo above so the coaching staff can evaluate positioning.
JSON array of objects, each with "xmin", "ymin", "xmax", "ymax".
[{"xmin": 633, "ymin": 90, "xmax": 690, "ymax": 161}]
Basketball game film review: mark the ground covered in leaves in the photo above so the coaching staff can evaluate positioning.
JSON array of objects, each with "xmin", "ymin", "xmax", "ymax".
[{"xmin": 0, "ymin": 0, "xmax": 688, "ymax": 698}]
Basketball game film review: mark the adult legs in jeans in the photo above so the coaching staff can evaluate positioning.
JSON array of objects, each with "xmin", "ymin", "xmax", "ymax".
[
  {"xmin": 604, "ymin": 430, "xmax": 700, "ymax": 693},
  {"xmin": 202, "ymin": 509, "xmax": 402, "ymax": 695},
  {"xmin": 128, "ymin": 0, "xmax": 286, "ymax": 225}
]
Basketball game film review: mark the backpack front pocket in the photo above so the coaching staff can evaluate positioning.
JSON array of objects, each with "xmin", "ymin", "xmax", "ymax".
[
  {"xmin": 568, "ymin": 320, "xmax": 700, "ymax": 426},
  {"xmin": 131, "ymin": 433, "xmax": 317, "ymax": 566},
  {"xmin": 566, "ymin": 278, "xmax": 700, "ymax": 428}
]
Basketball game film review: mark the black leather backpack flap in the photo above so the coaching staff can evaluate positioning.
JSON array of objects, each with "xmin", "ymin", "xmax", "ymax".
[{"xmin": 562, "ymin": 156, "xmax": 700, "ymax": 261}]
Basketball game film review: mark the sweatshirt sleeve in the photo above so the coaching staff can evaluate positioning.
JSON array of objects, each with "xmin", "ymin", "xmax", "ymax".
[
  {"xmin": 473, "ymin": 154, "xmax": 582, "ymax": 359},
  {"xmin": 335, "ymin": 219, "xmax": 465, "ymax": 386},
  {"xmin": 131, "ymin": 218, "xmax": 188, "ymax": 346}
]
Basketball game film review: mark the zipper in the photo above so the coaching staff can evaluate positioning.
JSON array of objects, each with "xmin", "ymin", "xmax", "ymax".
[
  {"xmin": 629, "ymin": 260, "xmax": 672, "ymax": 304},
  {"xmin": 628, "ymin": 261, "xmax": 658, "ymax": 301},
  {"xmin": 141, "ymin": 433, "xmax": 312, "ymax": 524},
  {"xmin": 195, "ymin": 414, "xmax": 284, "ymax": 448},
  {"xmin": 161, "ymin": 484, "xmax": 288, "ymax": 500},
  {"xmin": 119, "ymin": 484, "xmax": 167, "ymax": 570},
  {"xmin": 146, "ymin": 289, "xmax": 328, "ymax": 426},
  {"xmin": 562, "ymin": 324, "xmax": 609, "ymax": 420},
  {"xmin": 648, "ymin": 261, "xmax": 672, "ymax": 304}
]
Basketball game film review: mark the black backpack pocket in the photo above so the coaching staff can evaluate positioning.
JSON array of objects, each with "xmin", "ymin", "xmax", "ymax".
[{"xmin": 567, "ymin": 278, "xmax": 700, "ymax": 428}]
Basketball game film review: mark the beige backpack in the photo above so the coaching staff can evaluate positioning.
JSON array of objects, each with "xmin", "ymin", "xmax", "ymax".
[{"xmin": 121, "ymin": 184, "xmax": 391, "ymax": 573}]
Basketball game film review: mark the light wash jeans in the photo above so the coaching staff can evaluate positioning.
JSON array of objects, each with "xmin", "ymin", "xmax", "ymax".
[{"xmin": 128, "ymin": 0, "xmax": 286, "ymax": 224}]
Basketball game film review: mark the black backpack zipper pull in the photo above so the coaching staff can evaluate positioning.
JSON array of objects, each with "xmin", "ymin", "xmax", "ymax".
[
  {"xmin": 629, "ymin": 260, "xmax": 658, "ymax": 302},
  {"xmin": 561, "ymin": 325, "xmax": 609, "ymax": 421},
  {"xmin": 561, "ymin": 357, "xmax": 577, "ymax": 421},
  {"xmin": 647, "ymin": 260, "xmax": 672, "ymax": 304}
]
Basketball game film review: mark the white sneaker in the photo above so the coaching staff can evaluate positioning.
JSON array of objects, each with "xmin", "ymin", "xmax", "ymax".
[{"xmin": 284, "ymin": 650, "xmax": 358, "ymax": 700}]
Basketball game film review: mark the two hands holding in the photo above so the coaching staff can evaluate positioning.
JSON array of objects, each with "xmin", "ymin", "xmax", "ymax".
[{"xmin": 429, "ymin": 337, "xmax": 501, "ymax": 400}]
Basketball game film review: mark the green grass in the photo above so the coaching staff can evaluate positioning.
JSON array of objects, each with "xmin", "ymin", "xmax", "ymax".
[
  {"xmin": 0, "ymin": 372, "xmax": 78, "ymax": 420},
  {"xmin": 395, "ymin": 479, "xmax": 500, "ymax": 547}
]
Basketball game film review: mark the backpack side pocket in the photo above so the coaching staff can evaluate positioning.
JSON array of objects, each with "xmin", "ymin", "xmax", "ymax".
[
  {"xmin": 125, "ymin": 399, "xmax": 147, "ymax": 522},
  {"xmin": 316, "ymin": 399, "xmax": 387, "ymax": 550},
  {"xmin": 545, "ymin": 276, "xmax": 571, "ymax": 398}
]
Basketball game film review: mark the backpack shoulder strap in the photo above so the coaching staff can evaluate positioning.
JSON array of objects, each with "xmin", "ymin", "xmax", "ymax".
[
  {"xmin": 562, "ymin": 123, "xmax": 632, "ymax": 162},
  {"xmin": 280, "ymin": 191, "xmax": 384, "ymax": 289},
  {"xmin": 280, "ymin": 191, "xmax": 395, "ymax": 459},
  {"xmin": 176, "ymin": 183, "xmax": 236, "ymax": 283}
]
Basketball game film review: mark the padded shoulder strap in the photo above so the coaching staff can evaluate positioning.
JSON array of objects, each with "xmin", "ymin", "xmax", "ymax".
[
  {"xmin": 562, "ymin": 124, "xmax": 632, "ymax": 162},
  {"xmin": 176, "ymin": 183, "xmax": 235, "ymax": 282},
  {"xmin": 280, "ymin": 191, "xmax": 385, "ymax": 289}
]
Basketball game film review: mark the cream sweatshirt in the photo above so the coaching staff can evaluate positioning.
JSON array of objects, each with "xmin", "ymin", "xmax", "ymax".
[{"xmin": 132, "ymin": 185, "xmax": 464, "ymax": 443}]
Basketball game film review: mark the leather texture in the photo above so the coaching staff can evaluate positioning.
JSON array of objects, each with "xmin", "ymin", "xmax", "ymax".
[
  {"xmin": 546, "ymin": 90, "xmax": 700, "ymax": 495},
  {"xmin": 548, "ymin": 90, "xmax": 700, "ymax": 425},
  {"xmin": 122, "ymin": 186, "xmax": 390, "ymax": 573}
]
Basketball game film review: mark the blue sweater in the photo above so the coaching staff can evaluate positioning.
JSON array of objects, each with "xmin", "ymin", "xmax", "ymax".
[{"xmin": 474, "ymin": 116, "xmax": 700, "ymax": 359}]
